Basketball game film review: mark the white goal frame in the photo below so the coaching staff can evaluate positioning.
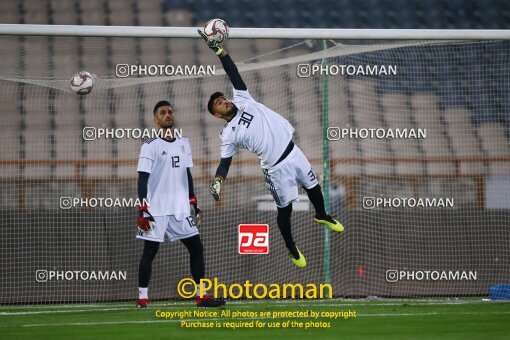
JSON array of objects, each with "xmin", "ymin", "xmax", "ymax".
[{"xmin": 0, "ymin": 24, "xmax": 510, "ymax": 39}]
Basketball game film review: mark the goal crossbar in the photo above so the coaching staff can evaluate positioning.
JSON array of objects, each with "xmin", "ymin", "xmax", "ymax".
[{"xmin": 0, "ymin": 24, "xmax": 509, "ymax": 39}]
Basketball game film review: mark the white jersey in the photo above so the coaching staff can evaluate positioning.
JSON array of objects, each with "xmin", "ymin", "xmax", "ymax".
[
  {"xmin": 137, "ymin": 136, "xmax": 193, "ymax": 217},
  {"xmin": 220, "ymin": 87, "xmax": 295, "ymax": 169}
]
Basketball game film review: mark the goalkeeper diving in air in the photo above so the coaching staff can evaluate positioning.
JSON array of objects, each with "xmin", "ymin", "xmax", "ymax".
[{"xmin": 198, "ymin": 29, "xmax": 345, "ymax": 268}]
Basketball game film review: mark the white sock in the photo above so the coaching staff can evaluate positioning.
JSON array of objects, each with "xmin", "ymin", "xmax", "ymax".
[{"xmin": 139, "ymin": 287, "xmax": 148, "ymax": 300}]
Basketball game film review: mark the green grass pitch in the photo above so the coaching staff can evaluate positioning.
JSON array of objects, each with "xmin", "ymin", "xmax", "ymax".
[{"xmin": 1, "ymin": 299, "xmax": 509, "ymax": 339}]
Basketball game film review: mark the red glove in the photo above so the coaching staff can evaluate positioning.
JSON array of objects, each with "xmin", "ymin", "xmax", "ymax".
[
  {"xmin": 137, "ymin": 203, "xmax": 155, "ymax": 232},
  {"xmin": 189, "ymin": 196, "xmax": 201, "ymax": 227}
]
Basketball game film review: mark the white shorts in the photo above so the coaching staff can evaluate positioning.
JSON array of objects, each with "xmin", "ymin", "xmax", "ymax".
[
  {"xmin": 136, "ymin": 214, "xmax": 199, "ymax": 242},
  {"xmin": 263, "ymin": 145, "xmax": 319, "ymax": 208}
]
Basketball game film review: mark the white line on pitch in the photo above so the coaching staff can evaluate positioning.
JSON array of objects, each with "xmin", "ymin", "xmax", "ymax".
[
  {"xmin": 0, "ymin": 299, "xmax": 495, "ymax": 311},
  {"xmin": 0, "ymin": 307, "xmax": 131, "ymax": 315},
  {"xmin": 5, "ymin": 311, "xmax": 509, "ymax": 328}
]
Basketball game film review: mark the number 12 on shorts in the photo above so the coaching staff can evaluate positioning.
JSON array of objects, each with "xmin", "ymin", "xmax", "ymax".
[{"xmin": 238, "ymin": 224, "xmax": 269, "ymax": 254}]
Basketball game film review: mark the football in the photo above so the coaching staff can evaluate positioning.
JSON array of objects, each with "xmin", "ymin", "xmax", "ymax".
[
  {"xmin": 70, "ymin": 70, "xmax": 94, "ymax": 95},
  {"xmin": 203, "ymin": 18, "xmax": 229, "ymax": 43}
]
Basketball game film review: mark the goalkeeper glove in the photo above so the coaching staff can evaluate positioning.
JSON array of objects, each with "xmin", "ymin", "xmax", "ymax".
[
  {"xmin": 137, "ymin": 203, "xmax": 155, "ymax": 232},
  {"xmin": 209, "ymin": 177, "xmax": 223, "ymax": 201},
  {"xmin": 198, "ymin": 29, "xmax": 224, "ymax": 56},
  {"xmin": 189, "ymin": 195, "xmax": 201, "ymax": 227}
]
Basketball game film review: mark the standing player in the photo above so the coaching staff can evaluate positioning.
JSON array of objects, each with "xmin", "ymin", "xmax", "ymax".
[
  {"xmin": 198, "ymin": 31, "xmax": 345, "ymax": 268},
  {"xmin": 136, "ymin": 100, "xmax": 225, "ymax": 308}
]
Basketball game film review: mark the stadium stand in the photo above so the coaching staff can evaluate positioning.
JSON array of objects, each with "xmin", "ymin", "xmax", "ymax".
[{"xmin": 0, "ymin": 0, "xmax": 509, "ymax": 208}]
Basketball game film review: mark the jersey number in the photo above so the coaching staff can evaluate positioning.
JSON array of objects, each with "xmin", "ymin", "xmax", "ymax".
[
  {"xmin": 308, "ymin": 169, "xmax": 317, "ymax": 182},
  {"xmin": 186, "ymin": 216, "xmax": 196, "ymax": 228},
  {"xmin": 171, "ymin": 156, "xmax": 180, "ymax": 168},
  {"xmin": 238, "ymin": 111, "xmax": 254, "ymax": 128}
]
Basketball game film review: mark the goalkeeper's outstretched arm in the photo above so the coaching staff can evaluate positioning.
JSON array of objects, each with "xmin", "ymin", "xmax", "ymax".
[
  {"xmin": 215, "ymin": 157, "xmax": 232, "ymax": 180},
  {"xmin": 218, "ymin": 53, "xmax": 247, "ymax": 91},
  {"xmin": 198, "ymin": 29, "xmax": 247, "ymax": 91},
  {"xmin": 209, "ymin": 157, "xmax": 232, "ymax": 201}
]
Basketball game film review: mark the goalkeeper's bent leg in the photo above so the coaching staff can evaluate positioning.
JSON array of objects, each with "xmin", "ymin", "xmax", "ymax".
[
  {"xmin": 138, "ymin": 240, "xmax": 160, "ymax": 287},
  {"xmin": 180, "ymin": 235, "xmax": 205, "ymax": 284},
  {"xmin": 276, "ymin": 204, "xmax": 300, "ymax": 259},
  {"xmin": 304, "ymin": 184, "xmax": 327, "ymax": 217},
  {"xmin": 306, "ymin": 184, "xmax": 345, "ymax": 232}
]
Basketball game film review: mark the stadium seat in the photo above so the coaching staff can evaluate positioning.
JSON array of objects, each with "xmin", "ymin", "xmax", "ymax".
[
  {"xmin": 23, "ymin": 166, "xmax": 52, "ymax": 180},
  {"xmin": 82, "ymin": 58, "xmax": 110, "ymax": 77},
  {"xmin": 24, "ymin": 40, "xmax": 50, "ymax": 77},
  {"xmin": 426, "ymin": 162, "xmax": 456, "ymax": 175},
  {"xmin": 443, "ymin": 108, "xmax": 472, "ymax": 126},
  {"xmin": 53, "ymin": 54, "xmax": 78, "ymax": 79},
  {"xmin": 381, "ymin": 93, "xmax": 413, "ymax": 128},
  {"xmin": 224, "ymin": 40, "xmax": 254, "ymax": 61},
  {"xmin": 114, "ymin": 107, "xmax": 140, "ymax": 129},
  {"xmin": 331, "ymin": 138, "xmax": 362, "ymax": 176},
  {"xmin": 115, "ymin": 164, "xmax": 137, "ymax": 179},
  {"xmin": 79, "ymin": 0, "xmax": 103, "ymax": 12},
  {"xmin": 488, "ymin": 162, "xmax": 510, "ymax": 174},
  {"xmin": 139, "ymin": 38, "xmax": 168, "ymax": 64},
  {"xmin": 51, "ymin": 0, "xmax": 75, "ymax": 12},
  {"xmin": 458, "ymin": 162, "xmax": 486, "ymax": 175},
  {"xmin": 391, "ymin": 139, "xmax": 420, "ymax": 157},
  {"xmin": 54, "ymin": 164, "xmax": 79, "ymax": 178},
  {"xmin": 0, "ymin": 1, "xmax": 20, "ymax": 12},
  {"xmin": 81, "ymin": 10, "xmax": 106, "ymax": 26},
  {"xmin": 235, "ymin": 148, "xmax": 262, "ymax": 178},
  {"xmin": 410, "ymin": 93, "xmax": 439, "ymax": 112},
  {"xmin": 413, "ymin": 108, "xmax": 443, "ymax": 130},
  {"xmin": 0, "ymin": 84, "xmax": 20, "ymax": 125},
  {"xmin": 350, "ymin": 80, "xmax": 378, "ymax": 116},
  {"xmin": 115, "ymin": 138, "xmax": 142, "ymax": 160},
  {"xmin": 24, "ymin": 10, "xmax": 49, "ymax": 25},
  {"xmin": 82, "ymin": 165, "xmax": 114, "ymax": 178},
  {"xmin": 138, "ymin": 10, "xmax": 164, "ymax": 26},
  {"xmin": 108, "ymin": 0, "xmax": 130, "ymax": 11},
  {"xmin": 421, "ymin": 131, "xmax": 451, "ymax": 157},
  {"xmin": 1, "ymin": 131, "xmax": 21, "ymax": 161},
  {"xmin": 24, "ymin": 98, "xmax": 52, "ymax": 131},
  {"xmin": 395, "ymin": 162, "xmax": 424, "ymax": 175},
  {"xmin": 83, "ymin": 105, "xmax": 111, "ymax": 128},
  {"xmin": 54, "ymin": 94, "xmax": 82, "ymax": 132},
  {"xmin": 23, "ymin": 130, "xmax": 52, "ymax": 161},
  {"xmin": 85, "ymin": 138, "xmax": 113, "ymax": 161},
  {"xmin": 0, "ymin": 12, "xmax": 20, "ymax": 24},
  {"xmin": 51, "ymin": 11, "xmax": 79, "ymax": 25},
  {"xmin": 23, "ymin": 0, "xmax": 47, "ymax": 13},
  {"xmin": 54, "ymin": 131, "xmax": 83, "ymax": 161},
  {"xmin": 111, "ymin": 37, "xmax": 137, "ymax": 58},
  {"xmin": 138, "ymin": 0, "xmax": 162, "ymax": 12},
  {"xmin": 253, "ymin": 39, "xmax": 282, "ymax": 57},
  {"xmin": 361, "ymin": 138, "xmax": 394, "ymax": 176},
  {"xmin": 0, "ymin": 166, "xmax": 19, "ymax": 179},
  {"xmin": 167, "ymin": 38, "xmax": 198, "ymax": 64},
  {"xmin": 449, "ymin": 126, "xmax": 481, "ymax": 157},
  {"xmin": 108, "ymin": 10, "xmax": 135, "ymax": 26},
  {"xmin": 165, "ymin": 9, "xmax": 193, "ymax": 26},
  {"xmin": 478, "ymin": 122, "xmax": 510, "ymax": 156}
]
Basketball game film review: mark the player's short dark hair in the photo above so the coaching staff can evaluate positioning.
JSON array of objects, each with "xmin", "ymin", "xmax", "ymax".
[
  {"xmin": 207, "ymin": 92, "xmax": 224, "ymax": 115},
  {"xmin": 153, "ymin": 100, "xmax": 172, "ymax": 115}
]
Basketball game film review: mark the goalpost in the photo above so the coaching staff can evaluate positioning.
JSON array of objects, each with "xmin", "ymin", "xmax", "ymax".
[{"xmin": 0, "ymin": 24, "xmax": 509, "ymax": 303}]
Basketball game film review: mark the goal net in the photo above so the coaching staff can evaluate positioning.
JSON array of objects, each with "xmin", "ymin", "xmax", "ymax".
[{"xmin": 0, "ymin": 30, "xmax": 509, "ymax": 304}]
